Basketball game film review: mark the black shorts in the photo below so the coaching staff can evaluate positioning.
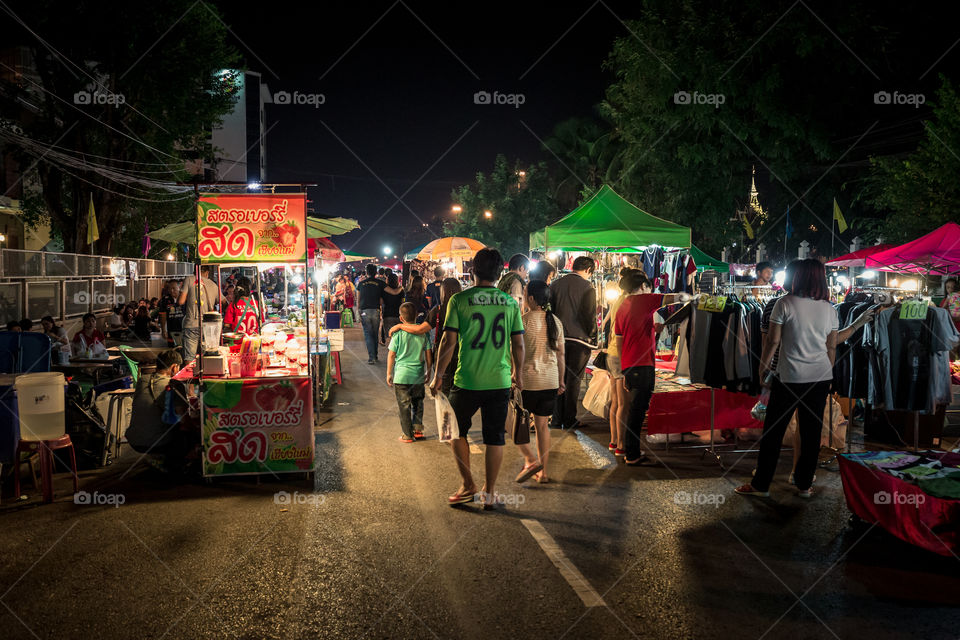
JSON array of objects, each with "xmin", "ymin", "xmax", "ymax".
[
  {"xmin": 521, "ymin": 389, "xmax": 558, "ymax": 417},
  {"xmin": 448, "ymin": 386, "xmax": 510, "ymax": 445}
]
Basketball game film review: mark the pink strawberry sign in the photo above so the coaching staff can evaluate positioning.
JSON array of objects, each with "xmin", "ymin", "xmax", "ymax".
[{"xmin": 202, "ymin": 377, "xmax": 314, "ymax": 476}]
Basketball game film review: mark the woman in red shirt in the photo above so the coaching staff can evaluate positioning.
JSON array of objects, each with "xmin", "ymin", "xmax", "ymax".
[
  {"xmin": 71, "ymin": 313, "xmax": 106, "ymax": 355},
  {"xmin": 612, "ymin": 270, "xmax": 689, "ymax": 465},
  {"xmin": 223, "ymin": 277, "xmax": 261, "ymax": 335}
]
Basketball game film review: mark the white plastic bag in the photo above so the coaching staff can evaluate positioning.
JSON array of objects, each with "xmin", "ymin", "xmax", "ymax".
[
  {"xmin": 582, "ymin": 370, "xmax": 611, "ymax": 419},
  {"xmin": 434, "ymin": 390, "xmax": 458, "ymax": 442}
]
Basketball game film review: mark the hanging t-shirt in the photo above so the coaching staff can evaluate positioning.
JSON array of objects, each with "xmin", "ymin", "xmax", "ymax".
[
  {"xmin": 641, "ymin": 247, "xmax": 664, "ymax": 281},
  {"xmin": 614, "ymin": 293, "xmax": 664, "ymax": 369},
  {"xmin": 443, "ymin": 286, "xmax": 524, "ymax": 390}
]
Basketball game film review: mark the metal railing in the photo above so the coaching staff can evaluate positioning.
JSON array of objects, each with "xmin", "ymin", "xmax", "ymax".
[{"xmin": 0, "ymin": 248, "xmax": 194, "ymax": 326}]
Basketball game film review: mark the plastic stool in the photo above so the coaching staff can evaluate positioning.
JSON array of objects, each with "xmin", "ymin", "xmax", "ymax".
[
  {"xmin": 332, "ymin": 352, "xmax": 342, "ymax": 385},
  {"xmin": 102, "ymin": 388, "xmax": 135, "ymax": 465},
  {"xmin": 15, "ymin": 435, "xmax": 79, "ymax": 503},
  {"xmin": 341, "ymin": 308, "xmax": 354, "ymax": 327},
  {"xmin": 4, "ymin": 450, "xmax": 40, "ymax": 504}
]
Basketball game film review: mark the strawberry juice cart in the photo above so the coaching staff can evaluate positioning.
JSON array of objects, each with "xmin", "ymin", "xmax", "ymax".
[{"xmin": 192, "ymin": 192, "xmax": 316, "ymax": 480}]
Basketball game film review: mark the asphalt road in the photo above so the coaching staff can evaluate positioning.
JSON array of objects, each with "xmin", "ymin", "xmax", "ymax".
[{"xmin": 1, "ymin": 327, "xmax": 959, "ymax": 640}]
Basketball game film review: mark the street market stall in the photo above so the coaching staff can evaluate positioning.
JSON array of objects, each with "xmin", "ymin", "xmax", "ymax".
[
  {"xmin": 415, "ymin": 236, "xmax": 485, "ymax": 277},
  {"xmin": 826, "ymin": 244, "xmax": 894, "ymax": 268},
  {"xmin": 192, "ymin": 192, "xmax": 323, "ymax": 479},
  {"xmin": 839, "ymin": 451, "xmax": 960, "ymax": 556},
  {"xmin": 528, "ymin": 185, "xmax": 691, "ymax": 253},
  {"xmin": 865, "ymin": 222, "xmax": 960, "ymax": 276}
]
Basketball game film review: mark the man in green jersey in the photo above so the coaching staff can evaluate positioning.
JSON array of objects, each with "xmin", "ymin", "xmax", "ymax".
[{"xmin": 431, "ymin": 248, "xmax": 525, "ymax": 508}]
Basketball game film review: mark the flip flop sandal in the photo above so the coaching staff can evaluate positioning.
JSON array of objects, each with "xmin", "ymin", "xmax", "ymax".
[
  {"xmin": 398, "ymin": 435, "xmax": 414, "ymax": 443},
  {"xmin": 413, "ymin": 431, "xmax": 425, "ymax": 439},
  {"xmin": 447, "ymin": 489, "xmax": 476, "ymax": 505},
  {"xmin": 515, "ymin": 461, "xmax": 543, "ymax": 483},
  {"xmin": 624, "ymin": 455, "xmax": 650, "ymax": 466}
]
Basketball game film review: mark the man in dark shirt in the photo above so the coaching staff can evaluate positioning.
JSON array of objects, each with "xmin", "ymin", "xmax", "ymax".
[
  {"xmin": 425, "ymin": 266, "xmax": 444, "ymax": 309},
  {"xmin": 550, "ymin": 256, "xmax": 597, "ymax": 429},
  {"xmin": 357, "ymin": 263, "xmax": 386, "ymax": 364},
  {"xmin": 159, "ymin": 280, "xmax": 185, "ymax": 348}
]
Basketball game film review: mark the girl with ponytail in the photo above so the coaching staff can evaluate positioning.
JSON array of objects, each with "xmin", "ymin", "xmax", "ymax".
[{"xmin": 514, "ymin": 280, "xmax": 566, "ymax": 484}]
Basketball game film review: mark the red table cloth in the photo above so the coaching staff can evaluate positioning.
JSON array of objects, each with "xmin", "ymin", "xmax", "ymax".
[
  {"xmin": 839, "ymin": 452, "xmax": 960, "ymax": 556},
  {"xmin": 647, "ymin": 387, "xmax": 762, "ymax": 434}
]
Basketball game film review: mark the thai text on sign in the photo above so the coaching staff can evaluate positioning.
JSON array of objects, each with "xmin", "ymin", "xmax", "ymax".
[{"xmin": 197, "ymin": 193, "xmax": 307, "ymax": 263}]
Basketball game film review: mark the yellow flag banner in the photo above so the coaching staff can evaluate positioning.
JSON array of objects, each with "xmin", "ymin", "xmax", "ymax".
[
  {"xmin": 742, "ymin": 213, "xmax": 755, "ymax": 240},
  {"xmin": 86, "ymin": 194, "xmax": 100, "ymax": 245},
  {"xmin": 833, "ymin": 198, "xmax": 848, "ymax": 234}
]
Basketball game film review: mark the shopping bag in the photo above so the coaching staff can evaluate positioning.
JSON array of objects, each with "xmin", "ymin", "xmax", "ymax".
[
  {"xmin": 582, "ymin": 370, "xmax": 611, "ymax": 419},
  {"xmin": 433, "ymin": 390, "xmax": 458, "ymax": 442},
  {"xmin": 750, "ymin": 388, "xmax": 771, "ymax": 422},
  {"xmin": 784, "ymin": 395, "xmax": 846, "ymax": 449},
  {"xmin": 507, "ymin": 387, "xmax": 532, "ymax": 445}
]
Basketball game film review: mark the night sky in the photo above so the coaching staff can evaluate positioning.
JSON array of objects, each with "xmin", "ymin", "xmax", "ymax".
[{"xmin": 219, "ymin": 1, "xmax": 641, "ymax": 257}]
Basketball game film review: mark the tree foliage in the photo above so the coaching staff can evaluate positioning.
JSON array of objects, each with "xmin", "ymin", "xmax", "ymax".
[
  {"xmin": 2, "ymin": 0, "xmax": 240, "ymax": 253},
  {"xmin": 866, "ymin": 76, "xmax": 960, "ymax": 242},
  {"xmin": 445, "ymin": 155, "xmax": 561, "ymax": 258},
  {"xmin": 599, "ymin": 0, "xmax": 908, "ymax": 255}
]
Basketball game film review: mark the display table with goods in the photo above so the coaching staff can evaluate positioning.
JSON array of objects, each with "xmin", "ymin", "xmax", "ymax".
[
  {"xmin": 646, "ymin": 369, "xmax": 763, "ymax": 439},
  {"xmin": 839, "ymin": 451, "xmax": 960, "ymax": 556},
  {"xmin": 194, "ymin": 192, "xmax": 318, "ymax": 480}
]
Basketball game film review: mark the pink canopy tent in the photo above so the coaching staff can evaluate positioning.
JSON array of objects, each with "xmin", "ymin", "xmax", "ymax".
[
  {"xmin": 826, "ymin": 244, "xmax": 893, "ymax": 267},
  {"xmin": 864, "ymin": 222, "xmax": 960, "ymax": 275},
  {"xmin": 308, "ymin": 237, "xmax": 344, "ymax": 265}
]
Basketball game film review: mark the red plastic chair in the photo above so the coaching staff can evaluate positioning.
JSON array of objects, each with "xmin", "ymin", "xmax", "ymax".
[
  {"xmin": 14, "ymin": 435, "xmax": 79, "ymax": 503},
  {"xmin": 332, "ymin": 352, "xmax": 342, "ymax": 385}
]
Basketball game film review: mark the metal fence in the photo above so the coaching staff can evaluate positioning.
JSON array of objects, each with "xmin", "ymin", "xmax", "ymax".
[{"xmin": 0, "ymin": 249, "xmax": 194, "ymax": 331}]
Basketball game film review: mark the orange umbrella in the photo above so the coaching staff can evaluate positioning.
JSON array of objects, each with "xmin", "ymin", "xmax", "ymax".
[{"xmin": 416, "ymin": 236, "xmax": 485, "ymax": 260}]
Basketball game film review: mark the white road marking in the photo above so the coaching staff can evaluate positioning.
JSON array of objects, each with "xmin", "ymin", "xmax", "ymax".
[
  {"xmin": 574, "ymin": 429, "xmax": 618, "ymax": 469},
  {"xmin": 521, "ymin": 519, "xmax": 607, "ymax": 608}
]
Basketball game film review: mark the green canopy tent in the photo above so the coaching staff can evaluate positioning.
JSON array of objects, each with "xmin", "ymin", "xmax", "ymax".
[
  {"xmin": 342, "ymin": 250, "xmax": 375, "ymax": 262},
  {"xmin": 149, "ymin": 216, "xmax": 360, "ymax": 245},
  {"xmin": 529, "ymin": 185, "xmax": 691, "ymax": 252},
  {"xmin": 404, "ymin": 243, "xmax": 426, "ymax": 261},
  {"xmin": 689, "ymin": 244, "xmax": 728, "ymax": 273}
]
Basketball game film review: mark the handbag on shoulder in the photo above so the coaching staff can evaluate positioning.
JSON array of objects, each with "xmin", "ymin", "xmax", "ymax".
[{"xmin": 508, "ymin": 387, "xmax": 533, "ymax": 445}]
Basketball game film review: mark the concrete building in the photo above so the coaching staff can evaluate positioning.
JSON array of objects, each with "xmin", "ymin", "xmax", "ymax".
[{"xmin": 188, "ymin": 70, "xmax": 270, "ymax": 184}]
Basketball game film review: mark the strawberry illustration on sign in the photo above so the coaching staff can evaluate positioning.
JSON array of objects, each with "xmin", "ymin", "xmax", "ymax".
[
  {"xmin": 254, "ymin": 381, "xmax": 297, "ymax": 412},
  {"xmin": 274, "ymin": 222, "xmax": 300, "ymax": 248}
]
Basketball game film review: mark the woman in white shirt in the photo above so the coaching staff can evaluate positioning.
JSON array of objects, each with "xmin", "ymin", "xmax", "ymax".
[
  {"xmin": 736, "ymin": 259, "xmax": 838, "ymax": 499},
  {"xmin": 515, "ymin": 280, "xmax": 565, "ymax": 484}
]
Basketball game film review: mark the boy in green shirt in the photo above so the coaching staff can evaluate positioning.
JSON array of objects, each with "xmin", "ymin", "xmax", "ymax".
[
  {"xmin": 431, "ymin": 248, "xmax": 525, "ymax": 508},
  {"xmin": 388, "ymin": 302, "xmax": 433, "ymax": 442}
]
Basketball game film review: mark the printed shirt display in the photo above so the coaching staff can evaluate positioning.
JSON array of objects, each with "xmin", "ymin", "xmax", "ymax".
[
  {"xmin": 844, "ymin": 451, "xmax": 960, "ymax": 500},
  {"xmin": 941, "ymin": 291, "xmax": 960, "ymax": 329},
  {"xmin": 444, "ymin": 286, "xmax": 524, "ymax": 390},
  {"xmin": 521, "ymin": 310, "xmax": 565, "ymax": 391},
  {"xmin": 865, "ymin": 305, "xmax": 959, "ymax": 412}
]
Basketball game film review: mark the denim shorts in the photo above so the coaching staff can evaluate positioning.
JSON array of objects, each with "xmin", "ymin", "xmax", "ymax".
[{"xmin": 448, "ymin": 386, "xmax": 510, "ymax": 445}]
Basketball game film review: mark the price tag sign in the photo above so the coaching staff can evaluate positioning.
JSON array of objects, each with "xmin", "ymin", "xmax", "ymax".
[
  {"xmin": 697, "ymin": 295, "xmax": 727, "ymax": 313},
  {"xmin": 899, "ymin": 299, "xmax": 929, "ymax": 320}
]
